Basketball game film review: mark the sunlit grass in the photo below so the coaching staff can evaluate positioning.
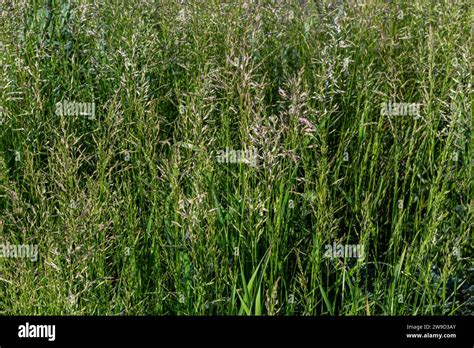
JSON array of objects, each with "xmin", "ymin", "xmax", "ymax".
[{"xmin": 0, "ymin": 0, "xmax": 472, "ymax": 315}]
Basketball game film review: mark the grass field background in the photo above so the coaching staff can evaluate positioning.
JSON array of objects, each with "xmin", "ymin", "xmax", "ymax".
[{"xmin": 0, "ymin": 0, "xmax": 472, "ymax": 315}]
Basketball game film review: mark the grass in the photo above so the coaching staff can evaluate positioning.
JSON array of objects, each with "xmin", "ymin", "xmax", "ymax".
[{"xmin": 0, "ymin": 0, "xmax": 472, "ymax": 315}]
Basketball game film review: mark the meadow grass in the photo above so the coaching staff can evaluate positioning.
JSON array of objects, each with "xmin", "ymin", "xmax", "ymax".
[{"xmin": 0, "ymin": 0, "xmax": 472, "ymax": 315}]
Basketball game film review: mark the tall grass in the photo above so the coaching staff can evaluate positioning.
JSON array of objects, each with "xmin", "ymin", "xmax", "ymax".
[{"xmin": 0, "ymin": 0, "xmax": 472, "ymax": 315}]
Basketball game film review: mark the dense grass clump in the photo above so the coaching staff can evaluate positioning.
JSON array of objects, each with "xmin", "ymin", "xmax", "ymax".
[{"xmin": 0, "ymin": 0, "xmax": 472, "ymax": 315}]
